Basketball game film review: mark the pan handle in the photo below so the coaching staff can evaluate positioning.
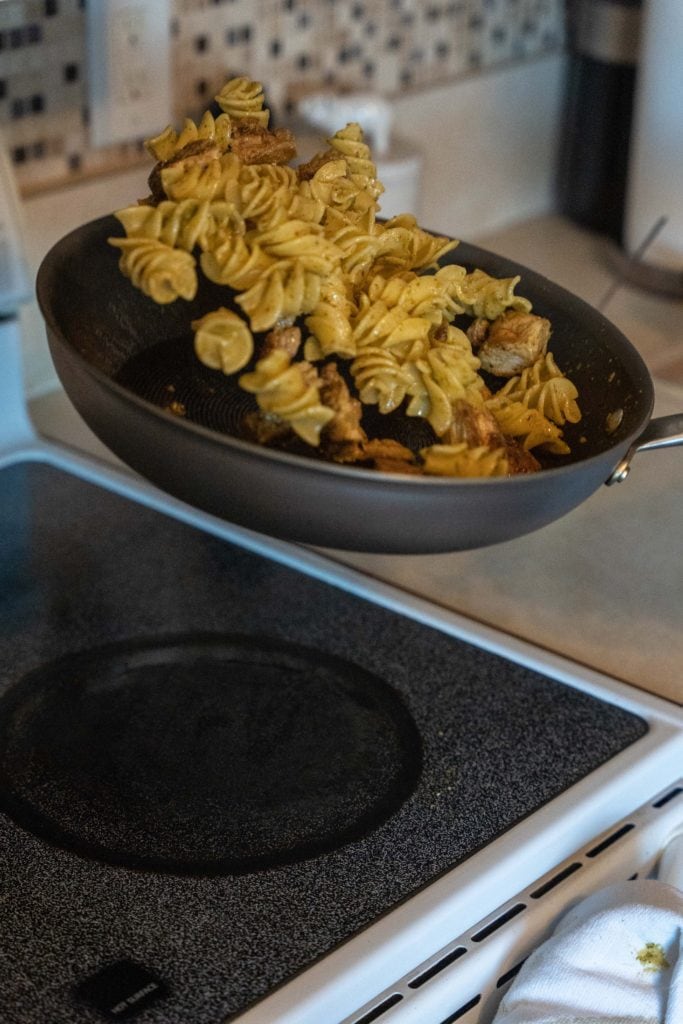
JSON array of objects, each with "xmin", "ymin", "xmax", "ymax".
[{"xmin": 606, "ymin": 414, "xmax": 683, "ymax": 485}]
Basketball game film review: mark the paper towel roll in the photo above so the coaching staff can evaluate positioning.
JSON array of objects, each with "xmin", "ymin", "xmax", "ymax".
[{"xmin": 625, "ymin": 0, "xmax": 683, "ymax": 272}]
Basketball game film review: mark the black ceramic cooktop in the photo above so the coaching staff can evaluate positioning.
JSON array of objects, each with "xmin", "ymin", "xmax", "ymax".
[{"xmin": 0, "ymin": 461, "xmax": 646, "ymax": 1023}]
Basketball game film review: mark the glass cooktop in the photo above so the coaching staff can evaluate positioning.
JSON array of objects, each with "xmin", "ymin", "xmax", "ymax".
[{"xmin": 0, "ymin": 461, "xmax": 646, "ymax": 1023}]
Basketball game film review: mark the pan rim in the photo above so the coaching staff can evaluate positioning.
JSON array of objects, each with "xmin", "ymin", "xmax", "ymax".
[{"xmin": 36, "ymin": 217, "xmax": 656, "ymax": 491}]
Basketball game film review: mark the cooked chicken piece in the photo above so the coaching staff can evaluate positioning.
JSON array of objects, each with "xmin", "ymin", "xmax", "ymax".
[
  {"xmin": 466, "ymin": 318, "xmax": 490, "ymax": 349},
  {"xmin": 148, "ymin": 139, "xmax": 221, "ymax": 203},
  {"xmin": 444, "ymin": 399, "xmax": 541, "ymax": 475},
  {"xmin": 476, "ymin": 310, "xmax": 551, "ymax": 378},
  {"xmin": 503, "ymin": 442, "xmax": 541, "ymax": 475},
  {"xmin": 319, "ymin": 363, "xmax": 367, "ymax": 448},
  {"xmin": 356, "ymin": 438, "xmax": 420, "ymax": 474},
  {"xmin": 230, "ymin": 120, "xmax": 297, "ymax": 165},
  {"xmin": 325, "ymin": 441, "xmax": 367, "ymax": 464},
  {"xmin": 296, "ymin": 149, "xmax": 337, "ymax": 181},
  {"xmin": 443, "ymin": 398, "xmax": 503, "ymax": 449},
  {"xmin": 242, "ymin": 410, "xmax": 293, "ymax": 445},
  {"xmin": 259, "ymin": 325, "xmax": 302, "ymax": 360}
]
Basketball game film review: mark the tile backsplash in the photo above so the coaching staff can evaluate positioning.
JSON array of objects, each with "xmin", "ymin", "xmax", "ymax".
[{"xmin": 1, "ymin": 0, "xmax": 565, "ymax": 195}]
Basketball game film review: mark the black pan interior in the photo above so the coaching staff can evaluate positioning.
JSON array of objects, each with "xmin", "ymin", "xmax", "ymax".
[{"xmin": 39, "ymin": 215, "xmax": 653, "ymax": 469}]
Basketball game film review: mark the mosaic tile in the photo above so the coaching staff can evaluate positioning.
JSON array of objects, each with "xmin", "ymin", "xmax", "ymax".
[{"xmin": 0, "ymin": 0, "xmax": 565, "ymax": 193}]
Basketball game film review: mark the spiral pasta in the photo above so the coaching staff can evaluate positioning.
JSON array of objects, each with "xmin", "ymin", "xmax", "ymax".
[
  {"xmin": 114, "ymin": 198, "xmax": 234, "ymax": 253},
  {"xmin": 236, "ymin": 259, "xmax": 326, "ymax": 333},
  {"xmin": 145, "ymin": 110, "xmax": 233, "ymax": 163},
  {"xmin": 239, "ymin": 350, "xmax": 334, "ymax": 445},
  {"xmin": 214, "ymin": 77, "xmax": 270, "ymax": 127},
  {"xmin": 350, "ymin": 346, "xmax": 414, "ymax": 414},
  {"xmin": 486, "ymin": 396, "xmax": 569, "ymax": 454},
  {"xmin": 110, "ymin": 237, "xmax": 197, "ymax": 304},
  {"xmin": 436, "ymin": 265, "xmax": 532, "ymax": 320},
  {"xmin": 304, "ymin": 273, "xmax": 355, "ymax": 359},
  {"xmin": 200, "ymin": 234, "xmax": 272, "ymax": 291},
  {"xmin": 496, "ymin": 352, "xmax": 581, "ymax": 426},
  {"xmin": 328, "ymin": 122, "xmax": 383, "ymax": 206},
  {"xmin": 160, "ymin": 152, "xmax": 242, "ymax": 204},
  {"xmin": 238, "ymin": 163, "xmax": 301, "ymax": 228},
  {"xmin": 193, "ymin": 308, "xmax": 254, "ymax": 374},
  {"xmin": 109, "ymin": 74, "xmax": 580, "ymax": 471},
  {"xmin": 420, "ymin": 442, "xmax": 511, "ymax": 478},
  {"xmin": 404, "ymin": 339, "xmax": 483, "ymax": 437}
]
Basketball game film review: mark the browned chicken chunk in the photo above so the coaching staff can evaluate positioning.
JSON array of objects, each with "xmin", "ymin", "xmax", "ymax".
[
  {"xmin": 473, "ymin": 310, "xmax": 551, "ymax": 378},
  {"xmin": 258, "ymin": 325, "xmax": 302, "ymax": 360},
  {"xmin": 296, "ymin": 149, "xmax": 337, "ymax": 181},
  {"xmin": 242, "ymin": 411, "xmax": 294, "ymax": 446},
  {"xmin": 230, "ymin": 120, "xmax": 297, "ymax": 165},
  {"xmin": 444, "ymin": 398, "xmax": 503, "ymax": 448},
  {"xmin": 466, "ymin": 318, "xmax": 490, "ymax": 349},
  {"xmin": 319, "ymin": 363, "xmax": 367, "ymax": 444},
  {"xmin": 503, "ymin": 443, "xmax": 541, "ymax": 474},
  {"xmin": 358, "ymin": 438, "xmax": 421, "ymax": 475},
  {"xmin": 147, "ymin": 139, "xmax": 221, "ymax": 203},
  {"xmin": 444, "ymin": 398, "xmax": 540, "ymax": 475}
]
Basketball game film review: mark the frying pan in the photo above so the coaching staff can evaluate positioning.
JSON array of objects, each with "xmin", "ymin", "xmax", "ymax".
[{"xmin": 36, "ymin": 215, "xmax": 683, "ymax": 553}]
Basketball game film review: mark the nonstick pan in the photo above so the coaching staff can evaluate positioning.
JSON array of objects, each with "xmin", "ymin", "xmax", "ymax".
[{"xmin": 36, "ymin": 215, "xmax": 683, "ymax": 553}]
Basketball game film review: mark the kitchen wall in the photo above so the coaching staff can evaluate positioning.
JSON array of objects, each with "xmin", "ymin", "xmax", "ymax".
[
  {"xmin": 6, "ymin": 0, "xmax": 568, "ymax": 397},
  {"xmin": 1, "ymin": 0, "xmax": 566, "ymax": 194}
]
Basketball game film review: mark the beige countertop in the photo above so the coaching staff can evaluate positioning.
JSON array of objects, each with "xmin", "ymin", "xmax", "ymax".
[{"xmin": 327, "ymin": 377, "xmax": 683, "ymax": 706}]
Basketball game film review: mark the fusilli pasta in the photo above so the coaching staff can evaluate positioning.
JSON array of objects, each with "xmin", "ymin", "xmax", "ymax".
[{"xmin": 108, "ymin": 75, "xmax": 580, "ymax": 474}]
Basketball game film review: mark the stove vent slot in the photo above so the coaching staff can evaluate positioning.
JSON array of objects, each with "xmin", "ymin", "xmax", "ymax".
[
  {"xmin": 408, "ymin": 945, "xmax": 467, "ymax": 989},
  {"xmin": 586, "ymin": 822, "xmax": 635, "ymax": 858},
  {"xmin": 340, "ymin": 783, "xmax": 681, "ymax": 1024},
  {"xmin": 529, "ymin": 860, "xmax": 582, "ymax": 898},
  {"xmin": 471, "ymin": 902, "xmax": 525, "ymax": 942},
  {"xmin": 440, "ymin": 993, "xmax": 481, "ymax": 1023},
  {"xmin": 353, "ymin": 993, "xmax": 402, "ymax": 1024},
  {"xmin": 653, "ymin": 786, "xmax": 682, "ymax": 808},
  {"xmin": 496, "ymin": 958, "xmax": 526, "ymax": 988}
]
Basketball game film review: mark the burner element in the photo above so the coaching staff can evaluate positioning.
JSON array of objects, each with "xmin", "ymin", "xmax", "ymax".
[{"xmin": 0, "ymin": 635, "xmax": 421, "ymax": 874}]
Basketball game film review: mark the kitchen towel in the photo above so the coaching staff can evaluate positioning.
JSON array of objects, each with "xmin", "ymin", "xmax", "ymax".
[{"xmin": 492, "ymin": 878, "xmax": 683, "ymax": 1024}]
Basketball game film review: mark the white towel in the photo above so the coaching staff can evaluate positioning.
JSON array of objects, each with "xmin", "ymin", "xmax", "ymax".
[{"xmin": 492, "ymin": 879, "xmax": 683, "ymax": 1024}]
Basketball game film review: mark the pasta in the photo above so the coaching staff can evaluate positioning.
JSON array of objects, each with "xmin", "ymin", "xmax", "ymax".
[
  {"xmin": 110, "ymin": 237, "xmax": 197, "ymax": 304},
  {"xmin": 420, "ymin": 442, "xmax": 511, "ymax": 478},
  {"xmin": 239, "ymin": 350, "xmax": 334, "ymax": 446},
  {"xmin": 193, "ymin": 308, "xmax": 254, "ymax": 375},
  {"xmin": 495, "ymin": 352, "xmax": 581, "ymax": 426},
  {"xmin": 109, "ymin": 75, "xmax": 581, "ymax": 478}
]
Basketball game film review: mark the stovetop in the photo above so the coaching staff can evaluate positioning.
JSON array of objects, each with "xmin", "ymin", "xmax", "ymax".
[{"xmin": 0, "ymin": 459, "xmax": 652, "ymax": 1023}]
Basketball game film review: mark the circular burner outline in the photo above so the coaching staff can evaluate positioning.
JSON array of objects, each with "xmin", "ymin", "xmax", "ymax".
[{"xmin": 0, "ymin": 633, "xmax": 422, "ymax": 876}]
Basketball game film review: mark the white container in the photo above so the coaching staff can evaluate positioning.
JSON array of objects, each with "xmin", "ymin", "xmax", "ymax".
[{"xmin": 375, "ymin": 138, "xmax": 423, "ymax": 219}]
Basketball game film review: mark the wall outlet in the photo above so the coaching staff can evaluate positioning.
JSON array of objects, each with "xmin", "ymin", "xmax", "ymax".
[{"xmin": 86, "ymin": 0, "xmax": 172, "ymax": 149}]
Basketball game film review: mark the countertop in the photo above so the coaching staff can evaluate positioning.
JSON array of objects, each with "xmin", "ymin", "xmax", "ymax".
[{"xmin": 18, "ymin": 174, "xmax": 683, "ymax": 707}]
